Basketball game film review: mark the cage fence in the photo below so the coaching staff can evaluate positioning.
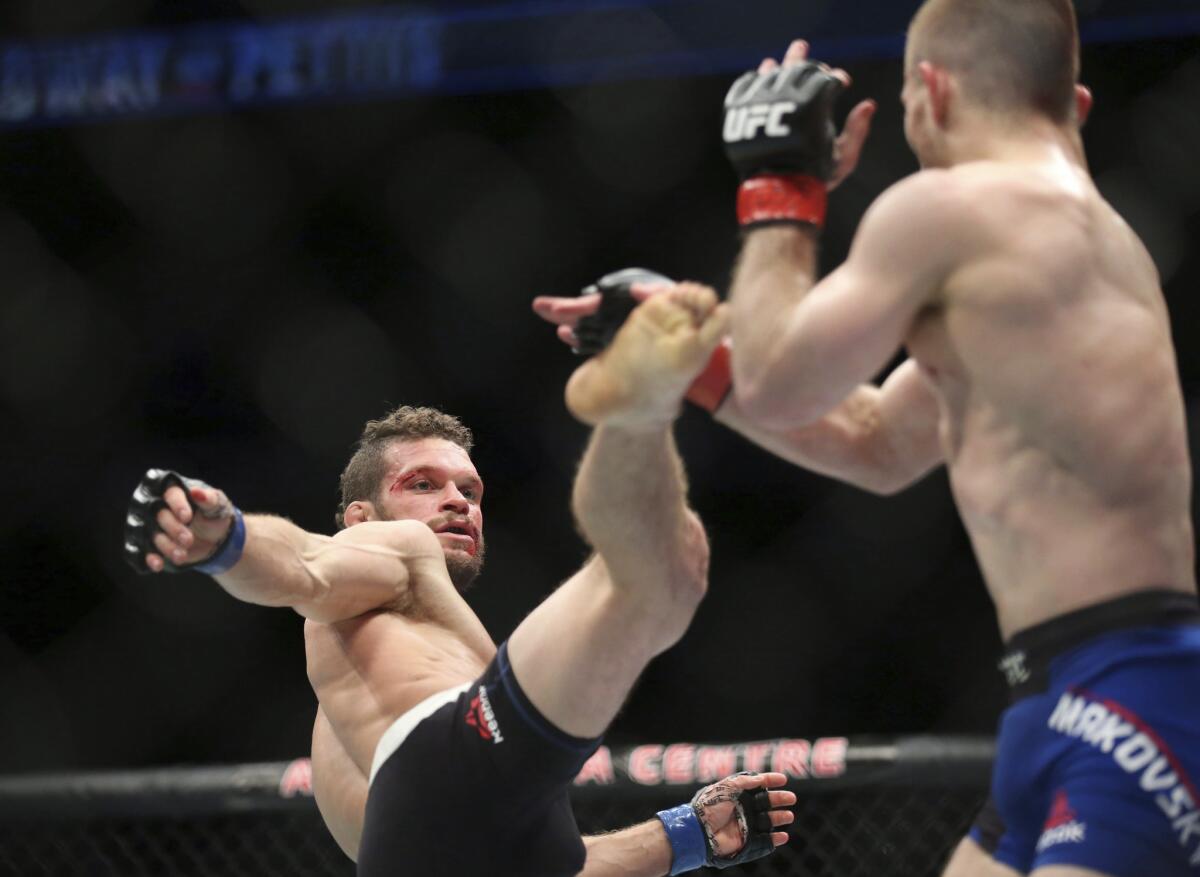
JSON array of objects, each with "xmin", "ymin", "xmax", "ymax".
[{"xmin": 0, "ymin": 736, "xmax": 992, "ymax": 876}]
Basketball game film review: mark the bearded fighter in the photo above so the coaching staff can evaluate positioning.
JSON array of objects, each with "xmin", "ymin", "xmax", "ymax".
[{"xmin": 122, "ymin": 286, "xmax": 795, "ymax": 876}]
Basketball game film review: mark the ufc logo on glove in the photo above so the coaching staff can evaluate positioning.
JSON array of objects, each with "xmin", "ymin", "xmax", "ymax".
[{"xmin": 723, "ymin": 102, "xmax": 797, "ymax": 142}]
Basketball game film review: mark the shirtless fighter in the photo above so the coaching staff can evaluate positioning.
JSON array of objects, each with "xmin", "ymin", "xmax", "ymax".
[
  {"xmin": 724, "ymin": 2, "xmax": 1200, "ymax": 875},
  {"xmin": 120, "ymin": 287, "xmax": 795, "ymax": 876},
  {"xmin": 537, "ymin": 2, "xmax": 1200, "ymax": 875}
]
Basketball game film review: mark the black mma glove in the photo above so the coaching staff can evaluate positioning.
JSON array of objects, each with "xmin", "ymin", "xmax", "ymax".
[
  {"xmin": 722, "ymin": 60, "xmax": 844, "ymax": 229},
  {"xmin": 572, "ymin": 268, "xmax": 673, "ymax": 357},
  {"xmin": 573, "ymin": 269, "xmax": 733, "ymax": 414},
  {"xmin": 123, "ymin": 469, "xmax": 245, "ymax": 575},
  {"xmin": 656, "ymin": 773, "xmax": 780, "ymax": 874}
]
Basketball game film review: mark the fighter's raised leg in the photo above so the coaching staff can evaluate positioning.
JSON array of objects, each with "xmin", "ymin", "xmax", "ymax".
[{"xmin": 506, "ymin": 285, "xmax": 728, "ymax": 741}]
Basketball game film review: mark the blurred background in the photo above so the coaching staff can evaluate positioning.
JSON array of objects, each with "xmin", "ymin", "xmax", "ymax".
[{"xmin": 0, "ymin": 0, "xmax": 1198, "ymax": 778}]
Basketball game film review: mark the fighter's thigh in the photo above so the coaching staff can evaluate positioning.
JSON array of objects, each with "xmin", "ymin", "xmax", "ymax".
[
  {"xmin": 1029, "ymin": 868, "xmax": 1113, "ymax": 877},
  {"xmin": 942, "ymin": 836, "xmax": 1023, "ymax": 877},
  {"xmin": 507, "ymin": 555, "xmax": 697, "ymax": 739}
]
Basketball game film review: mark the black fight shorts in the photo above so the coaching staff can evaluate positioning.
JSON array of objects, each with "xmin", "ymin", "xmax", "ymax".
[{"xmin": 357, "ymin": 640, "xmax": 604, "ymax": 876}]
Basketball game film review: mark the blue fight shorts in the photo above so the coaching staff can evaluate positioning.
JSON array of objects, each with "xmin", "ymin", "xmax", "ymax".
[
  {"xmin": 356, "ymin": 641, "xmax": 603, "ymax": 877},
  {"xmin": 970, "ymin": 589, "xmax": 1200, "ymax": 876}
]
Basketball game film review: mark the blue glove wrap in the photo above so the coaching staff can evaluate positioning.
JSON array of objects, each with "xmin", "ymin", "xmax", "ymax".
[
  {"xmin": 192, "ymin": 507, "xmax": 246, "ymax": 575},
  {"xmin": 656, "ymin": 802, "xmax": 708, "ymax": 875}
]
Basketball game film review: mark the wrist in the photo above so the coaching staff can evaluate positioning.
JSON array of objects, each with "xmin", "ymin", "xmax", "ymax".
[
  {"xmin": 737, "ymin": 174, "xmax": 827, "ymax": 230},
  {"xmin": 191, "ymin": 507, "xmax": 247, "ymax": 576},
  {"xmin": 656, "ymin": 803, "xmax": 707, "ymax": 875}
]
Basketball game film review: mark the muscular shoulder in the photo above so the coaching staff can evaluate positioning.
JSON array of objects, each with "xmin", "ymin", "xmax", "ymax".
[
  {"xmin": 947, "ymin": 161, "xmax": 1093, "ymax": 235},
  {"xmin": 848, "ymin": 171, "xmax": 983, "ymax": 286},
  {"xmin": 859, "ymin": 171, "xmax": 984, "ymax": 252}
]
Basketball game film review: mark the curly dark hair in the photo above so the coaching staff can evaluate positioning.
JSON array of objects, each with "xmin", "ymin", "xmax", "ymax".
[{"xmin": 335, "ymin": 405, "xmax": 474, "ymax": 529}]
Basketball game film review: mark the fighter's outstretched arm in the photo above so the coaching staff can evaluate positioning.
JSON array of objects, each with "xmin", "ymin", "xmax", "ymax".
[
  {"xmin": 715, "ymin": 357, "xmax": 942, "ymax": 494},
  {"xmin": 534, "ymin": 281, "xmax": 942, "ymax": 495},
  {"xmin": 730, "ymin": 171, "xmax": 961, "ymax": 430},
  {"xmin": 124, "ymin": 471, "xmax": 440, "ymax": 623}
]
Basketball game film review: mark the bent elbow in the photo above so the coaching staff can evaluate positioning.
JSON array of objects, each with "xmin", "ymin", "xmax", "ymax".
[
  {"xmin": 857, "ymin": 460, "xmax": 935, "ymax": 497},
  {"xmin": 859, "ymin": 475, "xmax": 909, "ymax": 497}
]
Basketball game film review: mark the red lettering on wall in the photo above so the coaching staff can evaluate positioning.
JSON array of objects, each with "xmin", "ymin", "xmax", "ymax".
[
  {"xmin": 697, "ymin": 746, "xmax": 739, "ymax": 782},
  {"xmin": 812, "ymin": 737, "xmax": 848, "ymax": 778},
  {"xmin": 629, "ymin": 745, "xmax": 664, "ymax": 785},
  {"xmin": 742, "ymin": 743, "xmax": 772, "ymax": 774},
  {"xmin": 574, "ymin": 747, "xmax": 614, "ymax": 785},
  {"xmin": 663, "ymin": 744, "xmax": 697, "ymax": 784},
  {"xmin": 771, "ymin": 739, "xmax": 811, "ymax": 778}
]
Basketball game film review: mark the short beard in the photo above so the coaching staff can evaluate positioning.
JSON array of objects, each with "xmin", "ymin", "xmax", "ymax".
[
  {"xmin": 372, "ymin": 503, "xmax": 485, "ymax": 593},
  {"xmin": 444, "ymin": 537, "xmax": 485, "ymax": 594}
]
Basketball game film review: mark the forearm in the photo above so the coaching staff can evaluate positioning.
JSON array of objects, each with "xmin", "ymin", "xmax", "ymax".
[
  {"xmin": 581, "ymin": 820, "xmax": 672, "ymax": 877},
  {"xmin": 211, "ymin": 514, "xmax": 329, "ymax": 609},
  {"xmin": 729, "ymin": 226, "xmax": 821, "ymax": 421},
  {"xmin": 716, "ymin": 387, "xmax": 901, "ymax": 494},
  {"xmin": 713, "ymin": 359, "xmax": 942, "ymax": 495},
  {"xmin": 572, "ymin": 425, "xmax": 707, "ymax": 595}
]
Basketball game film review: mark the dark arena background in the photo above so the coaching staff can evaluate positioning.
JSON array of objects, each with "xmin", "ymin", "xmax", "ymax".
[{"xmin": 0, "ymin": 1, "xmax": 1198, "ymax": 874}]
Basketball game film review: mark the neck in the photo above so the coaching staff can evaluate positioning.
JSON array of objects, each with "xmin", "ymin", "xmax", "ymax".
[{"xmin": 936, "ymin": 111, "xmax": 1086, "ymax": 171}]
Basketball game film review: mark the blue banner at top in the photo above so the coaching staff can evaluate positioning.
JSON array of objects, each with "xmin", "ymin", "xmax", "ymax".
[{"xmin": 1, "ymin": 0, "xmax": 1198, "ymax": 129}]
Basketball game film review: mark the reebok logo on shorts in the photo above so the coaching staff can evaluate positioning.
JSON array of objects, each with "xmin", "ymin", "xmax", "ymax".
[
  {"xmin": 465, "ymin": 686, "xmax": 503, "ymax": 744},
  {"xmin": 1036, "ymin": 790, "xmax": 1086, "ymax": 852},
  {"xmin": 1048, "ymin": 690, "xmax": 1200, "ymax": 867}
]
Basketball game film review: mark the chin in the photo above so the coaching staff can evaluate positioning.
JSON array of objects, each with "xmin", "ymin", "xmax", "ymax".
[{"xmin": 444, "ymin": 548, "xmax": 484, "ymax": 594}]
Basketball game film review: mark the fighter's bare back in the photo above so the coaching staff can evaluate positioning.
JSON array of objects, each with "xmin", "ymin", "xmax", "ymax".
[{"xmin": 901, "ymin": 156, "xmax": 1193, "ymax": 637}]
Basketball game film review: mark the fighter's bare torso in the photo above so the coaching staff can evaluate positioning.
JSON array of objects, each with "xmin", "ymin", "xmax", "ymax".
[
  {"xmin": 306, "ymin": 532, "xmax": 494, "ymax": 779},
  {"xmin": 904, "ymin": 157, "xmax": 1195, "ymax": 637}
]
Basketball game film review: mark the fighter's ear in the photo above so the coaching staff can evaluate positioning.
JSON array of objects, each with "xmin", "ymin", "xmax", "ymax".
[
  {"xmin": 917, "ymin": 61, "xmax": 953, "ymax": 127},
  {"xmin": 1074, "ymin": 84, "xmax": 1093, "ymax": 128},
  {"xmin": 343, "ymin": 501, "xmax": 373, "ymax": 527}
]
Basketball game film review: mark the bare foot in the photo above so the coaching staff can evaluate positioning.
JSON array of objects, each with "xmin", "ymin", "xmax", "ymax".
[{"xmin": 565, "ymin": 283, "xmax": 729, "ymax": 427}]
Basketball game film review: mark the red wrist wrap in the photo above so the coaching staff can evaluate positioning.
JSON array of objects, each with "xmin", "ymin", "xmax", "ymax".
[
  {"xmin": 737, "ymin": 174, "xmax": 827, "ymax": 228},
  {"xmin": 686, "ymin": 339, "xmax": 733, "ymax": 414}
]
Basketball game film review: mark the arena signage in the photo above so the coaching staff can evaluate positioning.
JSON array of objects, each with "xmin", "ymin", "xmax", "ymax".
[
  {"xmin": 573, "ymin": 738, "xmax": 849, "ymax": 787},
  {"xmin": 0, "ymin": 11, "xmax": 442, "ymax": 127},
  {"xmin": 0, "ymin": 2, "xmax": 1196, "ymax": 130}
]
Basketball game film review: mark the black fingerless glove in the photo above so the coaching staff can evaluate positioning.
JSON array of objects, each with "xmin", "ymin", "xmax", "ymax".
[
  {"xmin": 123, "ymin": 469, "xmax": 244, "ymax": 575},
  {"xmin": 707, "ymin": 785, "xmax": 775, "ymax": 869},
  {"xmin": 722, "ymin": 61, "xmax": 844, "ymax": 229},
  {"xmin": 571, "ymin": 268, "xmax": 733, "ymax": 414},
  {"xmin": 655, "ymin": 774, "xmax": 779, "ymax": 874},
  {"xmin": 572, "ymin": 268, "xmax": 675, "ymax": 357}
]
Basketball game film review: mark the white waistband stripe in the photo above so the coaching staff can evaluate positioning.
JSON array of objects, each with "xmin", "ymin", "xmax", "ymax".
[{"xmin": 368, "ymin": 682, "xmax": 472, "ymax": 786}]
